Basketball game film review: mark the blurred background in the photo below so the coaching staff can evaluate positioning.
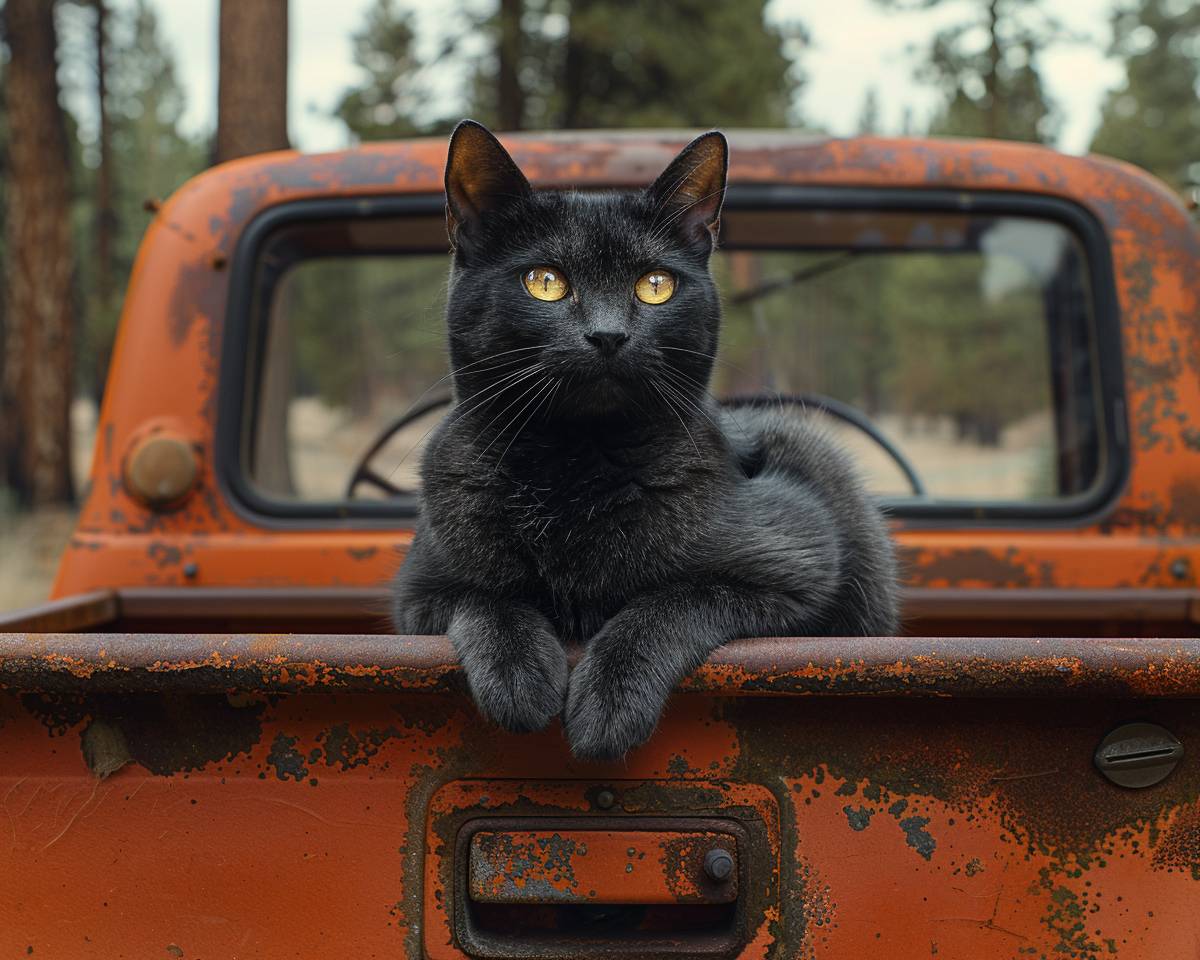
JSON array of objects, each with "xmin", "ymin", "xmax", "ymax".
[{"xmin": 1, "ymin": 0, "xmax": 1198, "ymax": 608}]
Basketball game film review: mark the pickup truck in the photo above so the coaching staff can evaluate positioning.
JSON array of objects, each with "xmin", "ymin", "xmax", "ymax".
[{"xmin": 1, "ymin": 131, "xmax": 1199, "ymax": 959}]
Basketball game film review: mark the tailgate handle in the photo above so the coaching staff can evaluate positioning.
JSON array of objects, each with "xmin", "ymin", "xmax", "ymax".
[{"xmin": 468, "ymin": 829, "xmax": 739, "ymax": 905}]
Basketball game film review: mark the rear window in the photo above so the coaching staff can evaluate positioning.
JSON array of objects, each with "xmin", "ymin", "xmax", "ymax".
[{"xmin": 224, "ymin": 190, "xmax": 1123, "ymax": 522}]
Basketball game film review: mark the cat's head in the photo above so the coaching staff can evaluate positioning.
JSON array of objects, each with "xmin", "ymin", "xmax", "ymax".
[{"xmin": 441, "ymin": 120, "xmax": 727, "ymax": 422}]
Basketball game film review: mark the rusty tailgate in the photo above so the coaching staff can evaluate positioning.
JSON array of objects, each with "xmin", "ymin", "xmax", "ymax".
[{"xmin": 2, "ymin": 632, "xmax": 1200, "ymax": 957}]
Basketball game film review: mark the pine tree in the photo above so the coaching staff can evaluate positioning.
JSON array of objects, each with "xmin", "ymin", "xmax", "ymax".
[
  {"xmin": 77, "ymin": 0, "xmax": 205, "ymax": 398},
  {"xmin": 1090, "ymin": 0, "xmax": 1200, "ymax": 194},
  {"xmin": 334, "ymin": 0, "xmax": 426, "ymax": 142},
  {"xmin": 470, "ymin": 0, "xmax": 801, "ymax": 130},
  {"xmin": 878, "ymin": 0, "xmax": 1063, "ymax": 143},
  {"xmin": 857, "ymin": 87, "xmax": 882, "ymax": 134}
]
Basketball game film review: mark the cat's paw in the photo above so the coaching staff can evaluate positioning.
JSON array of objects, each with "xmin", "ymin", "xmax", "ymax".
[
  {"xmin": 456, "ymin": 620, "xmax": 569, "ymax": 734},
  {"xmin": 564, "ymin": 653, "xmax": 665, "ymax": 761}
]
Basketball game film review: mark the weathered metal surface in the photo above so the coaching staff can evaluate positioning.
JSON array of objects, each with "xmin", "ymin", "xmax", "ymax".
[
  {"xmin": 48, "ymin": 133, "xmax": 1200, "ymax": 601},
  {"xmin": 8, "ymin": 584, "xmax": 1200, "ymax": 634},
  {"xmin": 10, "ymin": 584, "xmax": 1200, "ymax": 639},
  {"xmin": 7, "ymin": 633, "xmax": 1200, "ymax": 699},
  {"xmin": 467, "ymin": 829, "xmax": 739, "ymax": 904},
  {"xmin": 429, "ymin": 784, "xmax": 775, "ymax": 959},
  {"xmin": 3, "ymin": 683, "xmax": 1200, "ymax": 957},
  {"xmin": 0, "ymin": 590, "xmax": 118, "ymax": 633}
]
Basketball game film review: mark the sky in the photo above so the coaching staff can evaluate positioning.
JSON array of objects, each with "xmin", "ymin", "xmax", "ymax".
[{"xmin": 103, "ymin": 0, "xmax": 1126, "ymax": 156}]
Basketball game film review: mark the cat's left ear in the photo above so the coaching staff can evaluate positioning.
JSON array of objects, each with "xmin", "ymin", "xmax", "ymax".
[
  {"xmin": 645, "ymin": 131, "xmax": 728, "ymax": 254},
  {"xmin": 444, "ymin": 119, "xmax": 533, "ymax": 250}
]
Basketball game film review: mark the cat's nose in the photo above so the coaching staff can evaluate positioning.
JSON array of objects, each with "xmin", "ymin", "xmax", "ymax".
[{"xmin": 584, "ymin": 328, "xmax": 629, "ymax": 355}]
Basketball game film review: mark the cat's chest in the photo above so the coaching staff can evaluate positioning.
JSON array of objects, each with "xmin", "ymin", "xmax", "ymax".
[
  {"xmin": 500, "ymin": 453, "xmax": 658, "ymax": 544},
  {"xmin": 428, "ymin": 426, "xmax": 727, "ymax": 582},
  {"xmin": 497, "ymin": 438, "xmax": 715, "ymax": 565}
]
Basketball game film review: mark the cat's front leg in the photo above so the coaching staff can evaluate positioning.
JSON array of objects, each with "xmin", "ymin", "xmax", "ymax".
[
  {"xmin": 565, "ymin": 584, "xmax": 787, "ymax": 760},
  {"xmin": 450, "ymin": 596, "xmax": 569, "ymax": 733}
]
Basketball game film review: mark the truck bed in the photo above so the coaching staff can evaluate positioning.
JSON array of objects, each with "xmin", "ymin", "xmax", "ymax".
[{"xmin": 3, "ymin": 609, "xmax": 1199, "ymax": 957}]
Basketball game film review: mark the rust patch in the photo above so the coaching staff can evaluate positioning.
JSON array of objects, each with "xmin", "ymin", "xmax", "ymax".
[
  {"xmin": 146, "ymin": 542, "xmax": 182, "ymax": 568},
  {"xmin": 898, "ymin": 815, "xmax": 936, "ymax": 860},
  {"xmin": 314, "ymin": 722, "xmax": 402, "ymax": 770},
  {"xmin": 843, "ymin": 805, "xmax": 873, "ymax": 831},
  {"xmin": 469, "ymin": 831, "xmax": 581, "ymax": 903},
  {"xmin": 1152, "ymin": 802, "xmax": 1200, "ymax": 880},
  {"xmin": 466, "ymin": 828, "xmax": 738, "ymax": 905},
  {"xmin": 899, "ymin": 547, "xmax": 1042, "ymax": 589},
  {"xmin": 17, "ymin": 690, "xmax": 265, "ymax": 775},
  {"xmin": 727, "ymin": 695, "xmax": 1200, "ymax": 855},
  {"xmin": 266, "ymin": 732, "xmax": 309, "ymax": 782},
  {"xmin": 1167, "ymin": 477, "xmax": 1200, "ymax": 531}
]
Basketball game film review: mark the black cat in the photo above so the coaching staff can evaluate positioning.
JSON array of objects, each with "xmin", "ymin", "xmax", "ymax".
[{"xmin": 392, "ymin": 120, "xmax": 898, "ymax": 760}]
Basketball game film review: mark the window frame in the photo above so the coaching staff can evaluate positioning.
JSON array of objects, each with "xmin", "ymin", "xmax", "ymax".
[{"xmin": 215, "ymin": 186, "xmax": 1128, "ymax": 529}]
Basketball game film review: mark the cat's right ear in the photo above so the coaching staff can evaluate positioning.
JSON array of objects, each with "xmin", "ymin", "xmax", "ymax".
[
  {"xmin": 444, "ymin": 120, "xmax": 532, "ymax": 250},
  {"xmin": 645, "ymin": 131, "xmax": 728, "ymax": 255}
]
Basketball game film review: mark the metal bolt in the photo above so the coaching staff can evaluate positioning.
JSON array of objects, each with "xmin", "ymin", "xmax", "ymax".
[
  {"xmin": 1094, "ymin": 722, "xmax": 1184, "ymax": 789},
  {"xmin": 703, "ymin": 848, "xmax": 734, "ymax": 883},
  {"xmin": 183, "ymin": 562, "xmax": 199, "ymax": 580},
  {"xmin": 1170, "ymin": 558, "xmax": 1190, "ymax": 581},
  {"xmin": 595, "ymin": 789, "xmax": 615, "ymax": 810}
]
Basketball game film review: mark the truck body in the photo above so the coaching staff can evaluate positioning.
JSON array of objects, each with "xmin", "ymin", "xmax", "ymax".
[{"xmin": 2, "ymin": 132, "xmax": 1200, "ymax": 958}]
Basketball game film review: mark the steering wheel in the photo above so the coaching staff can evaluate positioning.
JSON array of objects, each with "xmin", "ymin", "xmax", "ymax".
[
  {"xmin": 347, "ymin": 389, "xmax": 926, "ymax": 499},
  {"xmin": 344, "ymin": 391, "xmax": 454, "ymax": 498},
  {"xmin": 721, "ymin": 392, "xmax": 926, "ymax": 496}
]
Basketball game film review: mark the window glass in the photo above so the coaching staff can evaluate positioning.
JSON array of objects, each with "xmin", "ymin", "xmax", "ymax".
[
  {"xmin": 244, "ymin": 208, "xmax": 1103, "ymax": 510},
  {"xmin": 251, "ymin": 255, "xmax": 449, "ymax": 501}
]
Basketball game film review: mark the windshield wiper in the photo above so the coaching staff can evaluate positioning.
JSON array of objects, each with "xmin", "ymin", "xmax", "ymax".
[{"xmin": 727, "ymin": 250, "xmax": 862, "ymax": 306}]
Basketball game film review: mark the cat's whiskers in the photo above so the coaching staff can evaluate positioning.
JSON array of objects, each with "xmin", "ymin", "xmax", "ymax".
[
  {"xmin": 470, "ymin": 373, "xmax": 556, "ymax": 462},
  {"xmin": 453, "ymin": 362, "xmax": 550, "ymax": 422},
  {"xmin": 494, "ymin": 376, "xmax": 562, "ymax": 471},
  {"xmin": 648, "ymin": 377, "xmax": 702, "ymax": 458},
  {"xmin": 378, "ymin": 344, "xmax": 547, "ymax": 446},
  {"xmin": 385, "ymin": 361, "xmax": 547, "ymax": 479},
  {"xmin": 655, "ymin": 368, "xmax": 724, "ymax": 434},
  {"xmin": 655, "ymin": 365, "xmax": 753, "ymax": 442},
  {"xmin": 450, "ymin": 344, "xmax": 547, "ymax": 378},
  {"xmin": 657, "ymin": 345, "xmax": 783, "ymax": 400},
  {"xmin": 617, "ymin": 383, "xmax": 655, "ymax": 424}
]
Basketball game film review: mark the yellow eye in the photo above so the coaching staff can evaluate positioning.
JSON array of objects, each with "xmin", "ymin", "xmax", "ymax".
[
  {"xmin": 635, "ymin": 270, "xmax": 675, "ymax": 304},
  {"xmin": 523, "ymin": 266, "xmax": 569, "ymax": 302}
]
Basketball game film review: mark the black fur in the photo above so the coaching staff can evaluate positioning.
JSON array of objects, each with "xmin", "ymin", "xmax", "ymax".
[{"xmin": 392, "ymin": 121, "xmax": 899, "ymax": 759}]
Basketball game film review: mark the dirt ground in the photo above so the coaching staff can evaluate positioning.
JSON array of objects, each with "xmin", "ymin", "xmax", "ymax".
[{"xmin": 0, "ymin": 400, "xmax": 97, "ymax": 611}]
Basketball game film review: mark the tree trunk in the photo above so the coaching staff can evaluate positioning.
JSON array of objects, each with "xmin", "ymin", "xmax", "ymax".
[
  {"xmin": 497, "ymin": 0, "xmax": 524, "ymax": 130},
  {"xmin": 94, "ymin": 0, "xmax": 117, "ymax": 403},
  {"xmin": 218, "ymin": 0, "xmax": 294, "ymax": 492},
  {"xmin": 2, "ymin": 0, "xmax": 76, "ymax": 506},
  {"xmin": 216, "ymin": 0, "xmax": 289, "ymax": 162},
  {"xmin": 561, "ymin": 0, "xmax": 590, "ymax": 128},
  {"xmin": 985, "ymin": 0, "xmax": 1001, "ymax": 139}
]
